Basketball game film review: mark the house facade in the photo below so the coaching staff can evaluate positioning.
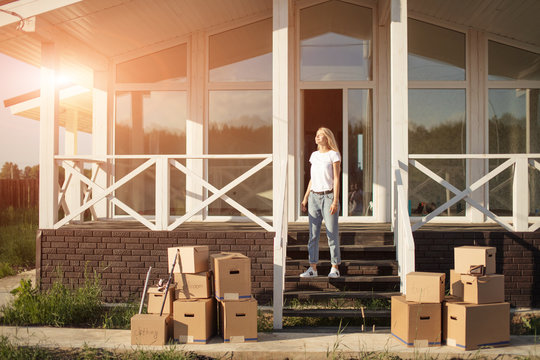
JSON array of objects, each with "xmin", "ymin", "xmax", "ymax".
[{"xmin": 1, "ymin": 0, "xmax": 539, "ymax": 327}]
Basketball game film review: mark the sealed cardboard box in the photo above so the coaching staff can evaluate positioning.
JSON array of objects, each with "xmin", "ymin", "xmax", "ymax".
[
  {"xmin": 131, "ymin": 314, "xmax": 171, "ymax": 345},
  {"xmin": 173, "ymin": 298, "xmax": 215, "ymax": 344},
  {"xmin": 449, "ymin": 269, "xmax": 464, "ymax": 299},
  {"xmin": 147, "ymin": 286, "xmax": 175, "ymax": 314},
  {"xmin": 406, "ymin": 272, "xmax": 445, "ymax": 303},
  {"xmin": 220, "ymin": 297, "xmax": 258, "ymax": 342},
  {"xmin": 168, "ymin": 246, "xmax": 209, "ymax": 274},
  {"xmin": 211, "ymin": 252, "xmax": 251, "ymax": 301},
  {"xmin": 391, "ymin": 295, "xmax": 442, "ymax": 347},
  {"xmin": 454, "ymin": 246, "xmax": 496, "ymax": 275},
  {"xmin": 174, "ymin": 272, "xmax": 212, "ymax": 299},
  {"xmin": 462, "ymin": 274, "xmax": 504, "ymax": 304},
  {"xmin": 444, "ymin": 301, "xmax": 510, "ymax": 350}
]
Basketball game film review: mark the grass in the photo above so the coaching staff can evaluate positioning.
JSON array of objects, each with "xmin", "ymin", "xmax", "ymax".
[{"xmin": 0, "ymin": 207, "xmax": 37, "ymax": 277}]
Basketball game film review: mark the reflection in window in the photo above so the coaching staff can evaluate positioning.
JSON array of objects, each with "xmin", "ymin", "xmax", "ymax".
[
  {"xmin": 208, "ymin": 91, "xmax": 272, "ymax": 216},
  {"xmin": 408, "ymin": 19, "xmax": 466, "ymax": 81},
  {"xmin": 300, "ymin": 0, "xmax": 372, "ymax": 81},
  {"xmin": 115, "ymin": 91, "xmax": 187, "ymax": 215},
  {"xmin": 409, "ymin": 89, "xmax": 466, "ymax": 216},
  {"xmin": 348, "ymin": 89, "xmax": 373, "ymax": 216},
  {"xmin": 488, "ymin": 41, "xmax": 540, "ymax": 81},
  {"xmin": 116, "ymin": 44, "xmax": 187, "ymax": 83},
  {"xmin": 488, "ymin": 89, "xmax": 540, "ymax": 215},
  {"xmin": 209, "ymin": 19, "xmax": 272, "ymax": 82}
]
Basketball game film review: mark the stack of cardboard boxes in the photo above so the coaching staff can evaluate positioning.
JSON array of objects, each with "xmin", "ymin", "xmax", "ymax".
[
  {"xmin": 391, "ymin": 245, "xmax": 510, "ymax": 351},
  {"xmin": 445, "ymin": 246, "xmax": 509, "ymax": 350},
  {"xmin": 131, "ymin": 246, "xmax": 257, "ymax": 345},
  {"xmin": 391, "ymin": 271, "xmax": 446, "ymax": 347}
]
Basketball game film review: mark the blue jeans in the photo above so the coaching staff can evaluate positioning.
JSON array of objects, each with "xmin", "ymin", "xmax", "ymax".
[{"xmin": 307, "ymin": 191, "xmax": 341, "ymax": 265}]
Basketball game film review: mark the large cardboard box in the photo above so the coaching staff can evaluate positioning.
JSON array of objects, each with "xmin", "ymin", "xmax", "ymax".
[
  {"xmin": 174, "ymin": 272, "xmax": 212, "ymax": 299},
  {"xmin": 444, "ymin": 301, "xmax": 510, "ymax": 350},
  {"xmin": 173, "ymin": 298, "xmax": 215, "ymax": 344},
  {"xmin": 211, "ymin": 252, "xmax": 251, "ymax": 301},
  {"xmin": 220, "ymin": 297, "xmax": 258, "ymax": 343},
  {"xmin": 454, "ymin": 246, "xmax": 496, "ymax": 275},
  {"xmin": 147, "ymin": 285, "xmax": 175, "ymax": 314},
  {"xmin": 449, "ymin": 269, "xmax": 464, "ymax": 299},
  {"xmin": 131, "ymin": 314, "xmax": 171, "ymax": 345},
  {"xmin": 462, "ymin": 274, "xmax": 504, "ymax": 304},
  {"xmin": 168, "ymin": 246, "xmax": 209, "ymax": 274},
  {"xmin": 391, "ymin": 295, "xmax": 442, "ymax": 347},
  {"xmin": 405, "ymin": 272, "xmax": 445, "ymax": 303}
]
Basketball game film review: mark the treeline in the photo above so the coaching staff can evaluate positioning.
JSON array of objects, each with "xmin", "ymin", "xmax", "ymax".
[{"xmin": 0, "ymin": 162, "xmax": 39, "ymax": 180}]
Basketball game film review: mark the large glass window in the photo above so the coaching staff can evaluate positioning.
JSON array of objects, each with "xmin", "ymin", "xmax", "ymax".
[
  {"xmin": 209, "ymin": 19, "xmax": 272, "ymax": 82},
  {"xmin": 208, "ymin": 90, "xmax": 272, "ymax": 216},
  {"xmin": 300, "ymin": 0, "xmax": 372, "ymax": 81},
  {"xmin": 115, "ymin": 91, "xmax": 187, "ymax": 215},
  {"xmin": 488, "ymin": 41, "xmax": 540, "ymax": 81}
]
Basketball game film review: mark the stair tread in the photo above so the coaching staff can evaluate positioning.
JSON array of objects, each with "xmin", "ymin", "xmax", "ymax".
[
  {"xmin": 283, "ymin": 308, "xmax": 391, "ymax": 318},
  {"xmin": 284, "ymin": 290, "xmax": 401, "ymax": 298},
  {"xmin": 287, "ymin": 244, "xmax": 395, "ymax": 251},
  {"xmin": 286, "ymin": 275, "xmax": 400, "ymax": 282},
  {"xmin": 288, "ymin": 259, "xmax": 396, "ymax": 266}
]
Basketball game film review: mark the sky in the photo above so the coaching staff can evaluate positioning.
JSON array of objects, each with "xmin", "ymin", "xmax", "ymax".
[{"xmin": 0, "ymin": 53, "xmax": 41, "ymax": 168}]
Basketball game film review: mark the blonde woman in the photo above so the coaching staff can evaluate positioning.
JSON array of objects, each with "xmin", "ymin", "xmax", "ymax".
[{"xmin": 300, "ymin": 127, "xmax": 341, "ymax": 278}]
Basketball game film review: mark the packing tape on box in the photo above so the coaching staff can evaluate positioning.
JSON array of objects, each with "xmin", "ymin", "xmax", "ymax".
[
  {"xmin": 177, "ymin": 335, "xmax": 194, "ymax": 344},
  {"xmin": 230, "ymin": 336, "xmax": 245, "ymax": 343},
  {"xmin": 414, "ymin": 340, "xmax": 429, "ymax": 348},
  {"xmin": 224, "ymin": 293, "xmax": 240, "ymax": 300},
  {"xmin": 447, "ymin": 338, "xmax": 457, "ymax": 347}
]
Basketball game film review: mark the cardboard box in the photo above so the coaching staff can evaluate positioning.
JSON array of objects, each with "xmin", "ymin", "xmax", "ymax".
[
  {"xmin": 444, "ymin": 301, "xmax": 510, "ymax": 350},
  {"xmin": 173, "ymin": 298, "xmax": 215, "ymax": 344},
  {"xmin": 168, "ymin": 246, "xmax": 209, "ymax": 274},
  {"xmin": 220, "ymin": 297, "xmax": 258, "ymax": 342},
  {"xmin": 406, "ymin": 272, "xmax": 445, "ymax": 303},
  {"xmin": 131, "ymin": 314, "xmax": 171, "ymax": 345},
  {"xmin": 391, "ymin": 295, "xmax": 442, "ymax": 347},
  {"xmin": 147, "ymin": 285, "xmax": 175, "ymax": 314},
  {"xmin": 174, "ymin": 272, "xmax": 212, "ymax": 299},
  {"xmin": 211, "ymin": 252, "xmax": 251, "ymax": 301},
  {"xmin": 462, "ymin": 274, "xmax": 504, "ymax": 304},
  {"xmin": 454, "ymin": 246, "xmax": 496, "ymax": 275},
  {"xmin": 449, "ymin": 269, "xmax": 464, "ymax": 299}
]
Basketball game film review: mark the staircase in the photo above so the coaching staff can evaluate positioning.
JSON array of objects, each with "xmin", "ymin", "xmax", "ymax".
[{"xmin": 283, "ymin": 227, "xmax": 399, "ymax": 322}]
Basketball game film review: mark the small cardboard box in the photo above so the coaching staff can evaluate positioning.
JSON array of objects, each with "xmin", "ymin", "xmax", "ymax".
[
  {"xmin": 444, "ymin": 301, "xmax": 510, "ymax": 350},
  {"xmin": 211, "ymin": 252, "xmax": 251, "ymax": 301},
  {"xmin": 391, "ymin": 295, "xmax": 442, "ymax": 347},
  {"xmin": 173, "ymin": 298, "xmax": 215, "ymax": 344},
  {"xmin": 174, "ymin": 272, "xmax": 212, "ymax": 299},
  {"xmin": 131, "ymin": 314, "xmax": 171, "ymax": 345},
  {"xmin": 449, "ymin": 269, "xmax": 464, "ymax": 299},
  {"xmin": 147, "ymin": 285, "xmax": 175, "ymax": 314},
  {"xmin": 220, "ymin": 297, "xmax": 258, "ymax": 343},
  {"xmin": 454, "ymin": 246, "xmax": 496, "ymax": 275},
  {"xmin": 406, "ymin": 272, "xmax": 445, "ymax": 303},
  {"xmin": 168, "ymin": 246, "xmax": 209, "ymax": 274},
  {"xmin": 462, "ymin": 274, "xmax": 505, "ymax": 304}
]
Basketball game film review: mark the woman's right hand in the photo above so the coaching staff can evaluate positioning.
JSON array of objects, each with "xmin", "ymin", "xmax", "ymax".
[{"xmin": 301, "ymin": 199, "xmax": 308, "ymax": 213}]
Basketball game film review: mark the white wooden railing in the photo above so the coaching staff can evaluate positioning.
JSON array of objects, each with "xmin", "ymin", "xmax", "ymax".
[{"xmin": 54, "ymin": 154, "xmax": 274, "ymax": 231}]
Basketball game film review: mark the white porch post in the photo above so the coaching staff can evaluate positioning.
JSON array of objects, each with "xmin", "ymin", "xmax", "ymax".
[
  {"xmin": 389, "ymin": 0, "xmax": 412, "ymax": 292},
  {"xmin": 39, "ymin": 42, "xmax": 59, "ymax": 229},
  {"xmin": 92, "ymin": 70, "xmax": 109, "ymax": 219},
  {"xmin": 64, "ymin": 109, "xmax": 82, "ymax": 221},
  {"xmin": 272, "ymin": 0, "xmax": 290, "ymax": 330},
  {"xmin": 513, "ymin": 157, "xmax": 529, "ymax": 231}
]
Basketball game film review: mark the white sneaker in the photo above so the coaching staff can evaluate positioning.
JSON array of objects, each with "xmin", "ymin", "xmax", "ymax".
[
  {"xmin": 300, "ymin": 267, "xmax": 318, "ymax": 278},
  {"xmin": 328, "ymin": 267, "xmax": 340, "ymax": 278}
]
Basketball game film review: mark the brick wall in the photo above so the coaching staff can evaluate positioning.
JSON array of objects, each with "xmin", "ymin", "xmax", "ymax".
[
  {"xmin": 414, "ymin": 231, "xmax": 540, "ymax": 308},
  {"xmin": 38, "ymin": 229, "xmax": 275, "ymax": 304}
]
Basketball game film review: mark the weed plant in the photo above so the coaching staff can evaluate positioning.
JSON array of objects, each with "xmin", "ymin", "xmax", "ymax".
[{"xmin": 0, "ymin": 207, "xmax": 38, "ymax": 275}]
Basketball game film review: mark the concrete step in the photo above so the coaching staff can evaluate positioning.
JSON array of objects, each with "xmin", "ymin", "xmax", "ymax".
[
  {"xmin": 283, "ymin": 290, "xmax": 401, "ymax": 300},
  {"xmin": 282, "ymin": 308, "xmax": 391, "ymax": 318}
]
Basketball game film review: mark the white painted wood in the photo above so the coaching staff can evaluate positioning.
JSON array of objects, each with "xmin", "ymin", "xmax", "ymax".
[
  {"xmin": 64, "ymin": 109, "xmax": 82, "ymax": 221},
  {"xmin": 155, "ymin": 157, "xmax": 170, "ymax": 230},
  {"xmin": 39, "ymin": 42, "xmax": 59, "ymax": 229},
  {"xmin": 395, "ymin": 166, "xmax": 414, "ymax": 293},
  {"xmin": 0, "ymin": 0, "xmax": 82, "ymax": 28},
  {"xmin": 513, "ymin": 158, "xmax": 529, "ymax": 231},
  {"xmin": 111, "ymin": 198, "xmax": 156, "ymax": 230},
  {"xmin": 410, "ymin": 154, "xmax": 540, "ymax": 159},
  {"xmin": 92, "ymin": 70, "xmax": 109, "ymax": 219},
  {"xmin": 272, "ymin": 0, "xmax": 290, "ymax": 331}
]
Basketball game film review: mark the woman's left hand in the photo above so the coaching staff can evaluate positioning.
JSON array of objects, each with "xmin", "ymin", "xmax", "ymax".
[{"xmin": 330, "ymin": 202, "xmax": 338, "ymax": 215}]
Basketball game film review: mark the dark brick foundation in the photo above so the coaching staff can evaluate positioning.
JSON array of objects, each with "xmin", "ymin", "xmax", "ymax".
[
  {"xmin": 37, "ymin": 229, "xmax": 275, "ymax": 304},
  {"xmin": 414, "ymin": 231, "xmax": 540, "ymax": 308}
]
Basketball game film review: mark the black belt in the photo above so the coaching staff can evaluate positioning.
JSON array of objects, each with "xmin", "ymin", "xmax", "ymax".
[{"xmin": 312, "ymin": 189, "xmax": 333, "ymax": 195}]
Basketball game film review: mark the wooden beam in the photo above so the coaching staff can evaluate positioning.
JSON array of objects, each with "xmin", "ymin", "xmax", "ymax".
[{"xmin": 0, "ymin": 0, "xmax": 81, "ymax": 28}]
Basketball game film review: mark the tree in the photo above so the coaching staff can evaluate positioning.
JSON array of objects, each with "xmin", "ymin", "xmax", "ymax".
[
  {"xmin": 0, "ymin": 162, "xmax": 21, "ymax": 180},
  {"xmin": 23, "ymin": 165, "xmax": 39, "ymax": 179}
]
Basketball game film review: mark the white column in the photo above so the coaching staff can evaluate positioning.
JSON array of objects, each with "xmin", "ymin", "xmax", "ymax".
[
  {"xmin": 39, "ymin": 42, "xmax": 59, "ymax": 229},
  {"xmin": 64, "ymin": 109, "xmax": 82, "ymax": 221},
  {"xmin": 513, "ymin": 157, "xmax": 529, "ymax": 231},
  {"xmin": 155, "ymin": 156, "xmax": 170, "ymax": 230},
  {"xmin": 389, "ymin": 0, "xmax": 411, "ymax": 292},
  {"xmin": 92, "ymin": 70, "xmax": 109, "ymax": 218},
  {"xmin": 272, "ymin": 0, "xmax": 290, "ymax": 330}
]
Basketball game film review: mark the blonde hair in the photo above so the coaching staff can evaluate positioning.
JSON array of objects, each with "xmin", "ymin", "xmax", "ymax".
[{"xmin": 317, "ymin": 127, "xmax": 340, "ymax": 155}]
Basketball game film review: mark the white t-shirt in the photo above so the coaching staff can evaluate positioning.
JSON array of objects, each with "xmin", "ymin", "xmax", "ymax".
[{"xmin": 309, "ymin": 150, "xmax": 341, "ymax": 192}]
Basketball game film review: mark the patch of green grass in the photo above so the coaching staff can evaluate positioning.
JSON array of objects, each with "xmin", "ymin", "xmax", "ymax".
[
  {"xmin": 512, "ymin": 313, "xmax": 540, "ymax": 336},
  {"xmin": 0, "ymin": 207, "xmax": 37, "ymax": 276},
  {"xmin": 0, "ymin": 262, "xmax": 15, "ymax": 278}
]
